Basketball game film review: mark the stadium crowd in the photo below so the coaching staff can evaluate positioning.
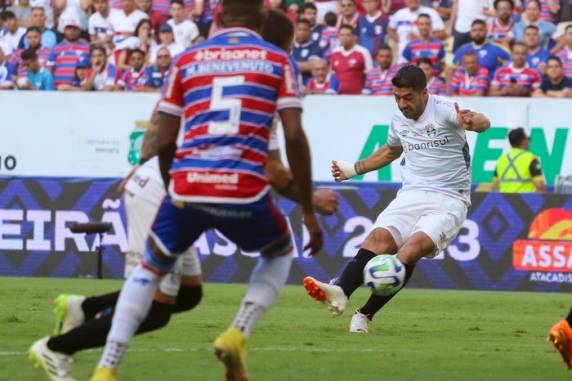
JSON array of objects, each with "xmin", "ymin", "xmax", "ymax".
[{"xmin": 0, "ymin": 0, "xmax": 571, "ymax": 96}]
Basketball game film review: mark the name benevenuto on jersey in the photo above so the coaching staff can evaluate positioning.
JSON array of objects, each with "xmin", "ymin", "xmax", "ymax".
[{"xmin": 402, "ymin": 136, "xmax": 450, "ymax": 153}]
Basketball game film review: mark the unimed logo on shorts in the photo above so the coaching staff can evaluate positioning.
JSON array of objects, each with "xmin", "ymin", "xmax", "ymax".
[{"xmin": 512, "ymin": 208, "xmax": 572, "ymax": 272}]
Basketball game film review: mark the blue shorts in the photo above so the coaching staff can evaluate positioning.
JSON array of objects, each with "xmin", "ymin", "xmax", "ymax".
[{"xmin": 149, "ymin": 194, "xmax": 292, "ymax": 259}]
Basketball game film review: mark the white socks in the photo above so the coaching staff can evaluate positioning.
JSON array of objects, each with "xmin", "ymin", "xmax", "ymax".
[
  {"xmin": 98, "ymin": 264, "xmax": 161, "ymax": 369},
  {"xmin": 232, "ymin": 252, "xmax": 293, "ymax": 337}
]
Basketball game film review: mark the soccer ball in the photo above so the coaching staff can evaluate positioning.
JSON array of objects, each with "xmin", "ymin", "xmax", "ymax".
[{"xmin": 363, "ymin": 255, "xmax": 406, "ymax": 296}]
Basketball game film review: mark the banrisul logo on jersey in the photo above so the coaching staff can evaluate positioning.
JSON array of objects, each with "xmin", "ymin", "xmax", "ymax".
[{"xmin": 513, "ymin": 208, "xmax": 572, "ymax": 282}]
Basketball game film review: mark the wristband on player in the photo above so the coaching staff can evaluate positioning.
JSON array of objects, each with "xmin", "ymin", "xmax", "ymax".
[{"xmin": 334, "ymin": 160, "xmax": 358, "ymax": 179}]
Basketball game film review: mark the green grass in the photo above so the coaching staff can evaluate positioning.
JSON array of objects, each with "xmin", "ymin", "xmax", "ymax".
[{"xmin": 0, "ymin": 277, "xmax": 570, "ymax": 381}]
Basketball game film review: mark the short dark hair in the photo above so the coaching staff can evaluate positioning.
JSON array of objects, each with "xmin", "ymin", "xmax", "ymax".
[
  {"xmin": 1, "ymin": 10, "xmax": 16, "ymax": 20},
  {"xmin": 21, "ymin": 48, "xmax": 38, "ymax": 61},
  {"xmin": 26, "ymin": 26, "xmax": 42, "ymax": 34},
  {"xmin": 547, "ymin": 55, "xmax": 562, "ymax": 66},
  {"xmin": 170, "ymin": 0, "xmax": 184, "ymax": 6},
  {"xmin": 219, "ymin": 0, "xmax": 265, "ymax": 30},
  {"xmin": 296, "ymin": 18, "xmax": 311, "ymax": 27},
  {"xmin": 392, "ymin": 64, "xmax": 427, "ymax": 90},
  {"xmin": 461, "ymin": 51, "xmax": 478, "ymax": 61},
  {"xmin": 130, "ymin": 48, "xmax": 146, "ymax": 57},
  {"xmin": 262, "ymin": 9, "xmax": 294, "ymax": 51},
  {"xmin": 300, "ymin": 2, "xmax": 317, "ymax": 13},
  {"xmin": 508, "ymin": 128, "xmax": 527, "ymax": 147},
  {"xmin": 417, "ymin": 57, "xmax": 433, "ymax": 67},
  {"xmin": 339, "ymin": 24, "xmax": 355, "ymax": 34},
  {"xmin": 417, "ymin": 13, "xmax": 431, "ymax": 21},
  {"xmin": 90, "ymin": 44, "xmax": 107, "ymax": 56},
  {"xmin": 493, "ymin": 0, "xmax": 514, "ymax": 9},
  {"xmin": 324, "ymin": 11, "xmax": 337, "ymax": 27},
  {"xmin": 377, "ymin": 43, "xmax": 392, "ymax": 53},
  {"xmin": 471, "ymin": 19, "xmax": 487, "ymax": 28},
  {"xmin": 524, "ymin": 24, "xmax": 539, "ymax": 32},
  {"xmin": 512, "ymin": 41, "xmax": 527, "ymax": 51}
]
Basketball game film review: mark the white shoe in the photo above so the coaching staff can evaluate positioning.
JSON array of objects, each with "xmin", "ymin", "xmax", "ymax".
[
  {"xmin": 53, "ymin": 294, "xmax": 86, "ymax": 335},
  {"xmin": 303, "ymin": 276, "xmax": 348, "ymax": 316},
  {"xmin": 29, "ymin": 337, "xmax": 76, "ymax": 381},
  {"xmin": 349, "ymin": 310, "xmax": 370, "ymax": 333}
]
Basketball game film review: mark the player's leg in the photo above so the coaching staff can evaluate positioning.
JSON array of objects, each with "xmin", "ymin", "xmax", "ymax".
[
  {"xmin": 304, "ymin": 192, "xmax": 415, "ymax": 315},
  {"xmin": 548, "ymin": 306, "xmax": 572, "ymax": 368},
  {"xmin": 94, "ymin": 198, "xmax": 206, "ymax": 378},
  {"xmin": 213, "ymin": 197, "xmax": 293, "ymax": 381}
]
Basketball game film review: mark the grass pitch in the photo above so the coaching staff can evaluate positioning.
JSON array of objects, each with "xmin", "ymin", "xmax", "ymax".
[{"xmin": 0, "ymin": 277, "xmax": 569, "ymax": 381}]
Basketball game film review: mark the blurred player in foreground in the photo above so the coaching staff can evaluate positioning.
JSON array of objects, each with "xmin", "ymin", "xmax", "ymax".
[
  {"xmin": 29, "ymin": 9, "xmax": 336, "ymax": 381},
  {"xmin": 90, "ymin": 1, "xmax": 321, "ymax": 380},
  {"xmin": 304, "ymin": 64, "xmax": 491, "ymax": 333},
  {"xmin": 548, "ymin": 309, "xmax": 572, "ymax": 369}
]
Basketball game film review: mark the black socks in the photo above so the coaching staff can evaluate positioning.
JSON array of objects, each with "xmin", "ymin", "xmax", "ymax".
[
  {"xmin": 336, "ymin": 249, "xmax": 377, "ymax": 298},
  {"xmin": 81, "ymin": 291, "xmax": 121, "ymax": 320}
]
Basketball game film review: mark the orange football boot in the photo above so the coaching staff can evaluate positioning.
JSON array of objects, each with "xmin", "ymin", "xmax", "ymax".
[{"xmin": 548, "ymin": 319, "xmax": 572, "ymax": 369}]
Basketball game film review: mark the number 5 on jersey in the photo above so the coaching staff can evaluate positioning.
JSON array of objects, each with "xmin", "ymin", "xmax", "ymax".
[{"xmin": 209, "ymin": 76, "xmax": 245, "ymax": 135}]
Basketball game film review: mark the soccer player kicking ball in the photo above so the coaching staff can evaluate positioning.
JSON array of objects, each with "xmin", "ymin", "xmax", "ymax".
[
  {"xmin": 304, "ymin": 64, "xmax": 491, "ymax": 333},
  {"xmin": 89, "ymin": 1, "xmax": 322, "ymax": 380}
]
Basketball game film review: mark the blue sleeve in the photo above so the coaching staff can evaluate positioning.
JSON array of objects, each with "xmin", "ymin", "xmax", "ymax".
[
  {"xmin": 402, "ymin": 43, "xmax": 412, "ymax": 61},
  {"xmin": 453, "ymin": 46, "xmax": 465, "ymax": 65},
  {"xmin": 332, "ymin": 76, "xmax": 340, "ymax": 92},
  {"xmin": 144, "ymin": 68, "xmax": 153, "ymax": 87},
  {"xmin": 48, "ymin": 48, "xmax": 56, "ymax": 64},
  {"xmin": 44, "ymin": 71, "xmax": 55, "ymax": 91},
  {"xmin": 438, "ymin": 43, "xmax": 445, "ymax": 60},
  {"xmin": 499, "ymin": 46, "xmax": 511, "ymax": 62},
  {"xmin": 7, "ymin": 62, "xmax": 16, "ymax": 77}
]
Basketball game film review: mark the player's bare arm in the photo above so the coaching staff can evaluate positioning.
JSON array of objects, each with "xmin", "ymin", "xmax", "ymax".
[
  {"xmin": 279, "ymin": 107, "xmax": 323, "ymax": 255},
  {"xmin": 331, "ymin": 144, "xmax": 403, "ymax": 182},
  {"xmin": 454, "ymin": 102, "xmax": 491, "ymax": 132},
  {"xmin": 140, "ymin": 105, "xmax": 161, "ymax": 161},
  {"xmin": 157, "ymin": 112, "xmax": 181, "ymax": 189}
]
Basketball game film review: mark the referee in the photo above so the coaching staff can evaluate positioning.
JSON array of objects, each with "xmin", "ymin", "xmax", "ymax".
[{"xmin": 492, "ymin": 128, "xmax": 547, "ymax": 193}]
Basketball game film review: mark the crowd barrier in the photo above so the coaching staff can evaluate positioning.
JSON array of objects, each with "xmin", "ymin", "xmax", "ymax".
[
  {"xmin": 1, "ymin": 93, "xmax": 571, "ymax": 184},
  {"xmin": 0, "ymin": 178, "xmax": 570, "ymax": 292}
]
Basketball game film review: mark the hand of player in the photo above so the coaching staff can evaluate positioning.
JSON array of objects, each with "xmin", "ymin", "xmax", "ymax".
[
  {"xmin": 117, "ymin": 164, "xmax": 140, "ymax": 194},
  {"xmin": 331, "ymin": 160, "xmax": 357, "ymax": 182},
  {"xmin": 303, "ymin": 212, "xmax": 323, "ymax": 256},
  {"xmin": 312, "ymin": 188, "xmax": 340, "ymax": 215},
  {"xmin": 454, "ymin": 102, "xmax": 477, "ymax": 131}
]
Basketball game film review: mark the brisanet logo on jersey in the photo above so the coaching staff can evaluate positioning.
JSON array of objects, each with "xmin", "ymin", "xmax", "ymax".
[{"xmin": 512, "ymin": 208, "xmax": 572, "ymax": 283}]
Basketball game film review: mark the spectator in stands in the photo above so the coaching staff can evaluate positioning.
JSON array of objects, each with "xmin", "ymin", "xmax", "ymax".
[
  {"xmin": 356, "ymin": 0, "xmax": 388, "ymax": 58},
  {"xmin": 0, "ymin": 11, "xmax": 26, "ymax": 55},
  {"xmin": 418, "ymin": 56, "xmax": 446, "ymax": 94},
  {"xmin": 89, "ymin": 0, "xmax": 125, "ymax": 48},
  {"xmin": 82, "ymin": 45, "xmax": 116, "ymax": 91},
  {"xmin": 537, "ymin": 0, "xmax": 559, "ymax": 24},
  {"xmin": 120, "ymin": 0, "xmax": 148, "ymax": 30},
  {"xmin": 487, "ymin": 0, "xmax": 514, "ymax": 47},
  {"xmin": 492, "ymin": 127, "xmax": 546, "ymax": 193},
  {"xmin": 115, "ymin": 18, "xmax": 156, "ymax": 68},
  {"xmin": 449, "ymin": 0, "xmax": 487, "ymax": 52},
  {"xmin": 453, "ymin": 19, "xmax": 511, "ymax": 78},
  {"xmin": 450, "ymin": 51, "xmax": 490, "ymax": 96},
  {"xmin": 193, "ymin": 0, "xmax": 221, "ymax": 36},
  {"xmin": 0, "ymin": 46, "xmax": 16, "ymax": 89},
  {"xmin": 143, "ymin": 45, "xmax": 170, "ymax": 91},
  {"xmin": 18, "ymin": 48, "xmax": 54, "ymax": 90},
  {"xmin": 313, "ymin": 0, "xmax": 338, "ymax": 25},
  {"xmin": 168, "ymin": 0, "xmax": 199, "ymax": 49},
  {"xmin": 48, "ymin": 12, "xmax": 90, "ymax": 87},
  {"xmin": 151, "ymin": 23, "xmax": 183, "ymax": 64},
  {"xmin": 293, "ymin": 18, "xmax": 323, "ymax": 84},
  {"xmin": 402, "ymin": 13, "xmax": 444, "ymax": 75},
  {"xmin": 524, "ymin": 25, "xmax": 550, "ymax": 74},
  {"xmin": 11, "ymin": 26, "xmax": 50, "ymax": 79},
  {"xmin": 305, "ymin": 57, "xmax": 340, "ymax": 94},
  {"xmin": 57, "ymin": 57, "xmax": 89, "ymax": 90},
  {"xmin": 318, "ymin": 11, "xmax": 339, "ymax": 57},
  {"xmin": 9, "ymin": 0, "xmax": 32, "ymax": 27},
  {"xmin": 532, "ymin": 56, "xmax": 572, "ymax": 97},
  {"xmin": 513, "ymin": 0, "xmax": 555, "ymax": 50},
  {"xmin": 136, "ymin": 0, "xmax": 166, "ymax": 35},
  {"xmin": 116, "ymin": 48, "xmax": 147, "ymax": 91},
  {"xmin": 21, "ymin": 7, "xmax": 57, "ymax": 49},
  {"xmin": 555, "ymin": 25, "xmax": 572, "ymax": 78},
  {"xmin": 300, "ymin": 3, "xmax": 323, "ymax": 45},
  {"xmin": 490, "ymin": 42, "xmax": 541, "ymax": 96},
  {"xmin": 388, "ymin": 0, "xmax": 446, "ymax": 63},
  {"xmin": 363, "ymin": 44, "xmax": 401, "ymax": 95},
  {"xmin": 329, "ymin": 24, "xmax": 373, "ymax": 94},
  {"xmin": 433, "ymin": 0, "xmax": 453, "ymax": 22},
  {"xmin": 337, "ymin": 0, "xmax": 359, "ymax": 30}
]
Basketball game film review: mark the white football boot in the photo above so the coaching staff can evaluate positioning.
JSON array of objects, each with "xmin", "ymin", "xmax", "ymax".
[
  {"xmin": 303, "ymin": 276, "xmax": 348, "ymax": 316},
  {"xmin": 53, "ymin": 294, "xmax": 86, "ymax": 335},
  {"xmin": 29, "ymin": 337, "xmax": 76, "ymax": 381},
  {"xmin": 349, "ymin": 310, "xmax": 370, "ymax": 333}
]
